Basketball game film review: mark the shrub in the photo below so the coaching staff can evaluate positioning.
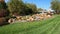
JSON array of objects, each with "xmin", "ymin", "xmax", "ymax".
[
  {"xmin": 0, "ymin": 17, "xmax": 9, "ymax": 26},
  {"xmin": 0, "ymin": 9, "xmax": 9, "ymax": 17}
]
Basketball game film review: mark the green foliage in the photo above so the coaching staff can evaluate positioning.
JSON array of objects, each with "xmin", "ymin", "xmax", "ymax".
[
  {"xmin": 37, "ymin": 8, "xmax": 43, "ymax": 11},
  {"xmin": 7, "ymin": 0, "xmax": 25, "ymax": 16},
  {"xmin": 0, "ymin": 2, "xmax": 7, "ymax": 9},
  {"xmin": 0, "ymin": 3, "xmax": 2, "ymax": 9},
  {"xmin": 7, "ymin": 0, "xmax": 37, "ymax": 16},
  {"xmin": 20, "ymin": 3, "xmax": 37, "ymax": 15},
  {"xmin": 26, "ymin": 3, "xmax": 37, "ymax": 13},
  {"xmin": 51, "ymin": 0, "xmax": 60, "ymax": 14}
]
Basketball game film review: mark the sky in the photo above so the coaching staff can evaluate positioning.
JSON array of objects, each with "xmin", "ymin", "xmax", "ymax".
[{"xmin": 5, "ymin": 0, "xmax": 51, "ymax": 10}]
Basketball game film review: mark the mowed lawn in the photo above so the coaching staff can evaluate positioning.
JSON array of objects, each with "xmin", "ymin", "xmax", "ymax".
[{"xmin": 0, "ymin": 15, "xmax": 60, "ymax": 34}]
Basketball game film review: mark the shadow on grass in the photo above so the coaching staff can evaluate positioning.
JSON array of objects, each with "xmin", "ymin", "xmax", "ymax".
[{"xmin": 0, "ymin": 22, "xmax": 10, "ymax": 26}]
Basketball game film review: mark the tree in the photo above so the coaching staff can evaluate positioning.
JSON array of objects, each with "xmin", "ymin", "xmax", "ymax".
[
  {"xmin": 26, "ymin": 3, "xmax": 37, "ymax": 13},
  {"xmin": 51, "ymin": 0, "xmax": 60, "ymax": 14},
  {"xmin": 7, "ymin": 0, "xmax": 24, "ymax": 16},
  {"xmin": 0, "ymin": 0, "xmax": 9, "ymax": 17},
  {"xmin": 0, "ymin": 0, "xmax": 7, "ymax": 9},
  {"xmin": 37, "ymin": 8, "xmax": 43, "ymax": 11},
  {"xmin": 20, "ymin": 3, "xmax": 37, "ymax": 15}
]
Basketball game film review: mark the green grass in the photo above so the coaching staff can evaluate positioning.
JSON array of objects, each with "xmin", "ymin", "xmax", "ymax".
[{"xmin": 0, "ymin": 15, "xmax": 60, "ymax": 34}]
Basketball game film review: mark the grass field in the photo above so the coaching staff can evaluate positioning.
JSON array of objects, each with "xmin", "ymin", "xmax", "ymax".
[{"xmin": 0, "ymin": 15, "xmax": 60, "ymax": 34}]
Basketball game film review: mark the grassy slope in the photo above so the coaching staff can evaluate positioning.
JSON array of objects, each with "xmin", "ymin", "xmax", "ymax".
[{"xmin": 0, "ymin": 15, "xmax": 60, "ymax": 34}]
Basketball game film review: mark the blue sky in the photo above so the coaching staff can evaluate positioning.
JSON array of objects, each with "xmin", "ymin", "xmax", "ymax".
[{"xmin": 5, "ymin": 0, "xmax": 51, "ymax": 10}]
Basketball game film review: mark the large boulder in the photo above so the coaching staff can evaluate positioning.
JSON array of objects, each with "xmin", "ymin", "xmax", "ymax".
[
  {"xmin": 27, "ymin": 16, "xmax": 34, "ymax": 22},
  {"xmin": 8, "ymin": 18, "xmax": 15, "ymax": 24},
  {"xmin": 47, "ymin": 12, "xmax": 52, "ymax": 16}
]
